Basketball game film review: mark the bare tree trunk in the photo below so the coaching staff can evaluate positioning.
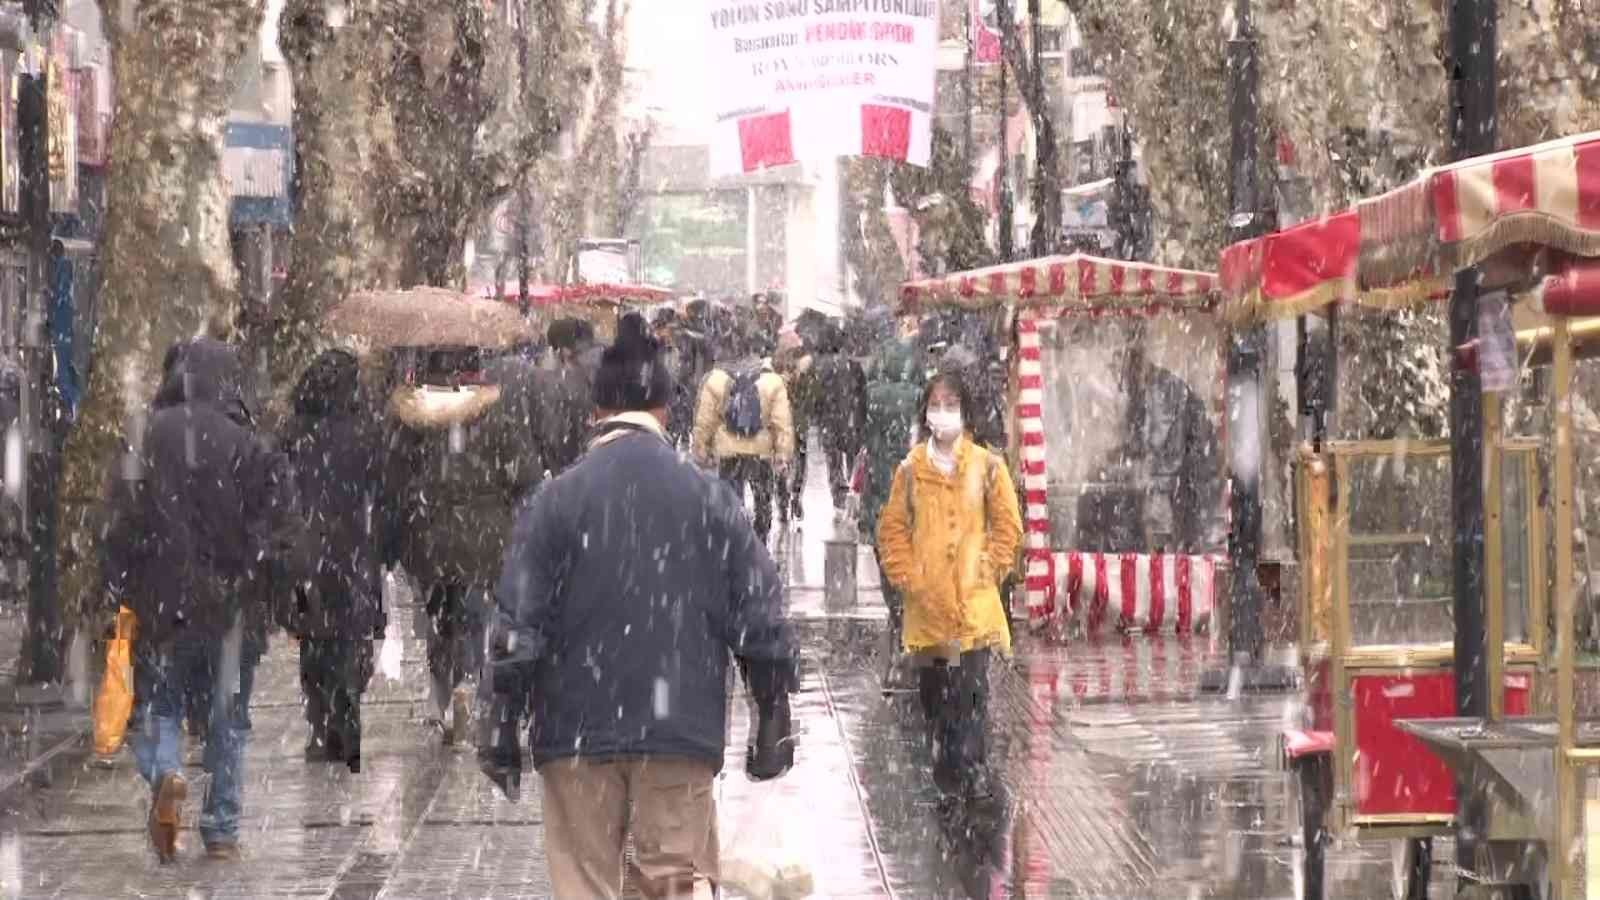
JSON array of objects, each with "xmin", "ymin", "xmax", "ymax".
[
  {"xmin": 841, "ymin": 158, "xmax": 907, "ymax": 305},
  {"xmin": 890, "ymin": 127, "xmax": 996, "ymax": 275},
  {"xmin": 57, "ymin": 0, "xmax": 266, "ymax": 633},
  {"xmin": 535, "ymin": 0, "xmax": 631, "ymax": 280},
  {"xmin": 273, "ymin": 0, "xmax": 401, "ymax": 415},
  {"xmin": 996, "ymin": 0, "xmax": 1061, "ymax": 257}
]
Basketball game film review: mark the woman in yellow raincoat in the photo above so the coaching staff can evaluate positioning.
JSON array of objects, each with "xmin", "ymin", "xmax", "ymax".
[{"xmin": 875, "ymin": 370, "xmax": 1022, "ymax": 801}]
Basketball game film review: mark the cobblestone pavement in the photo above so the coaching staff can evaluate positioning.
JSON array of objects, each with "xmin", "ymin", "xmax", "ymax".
[{"xmin": 0, "ymin": 455, "xmax": 1460, "ymax": 898}]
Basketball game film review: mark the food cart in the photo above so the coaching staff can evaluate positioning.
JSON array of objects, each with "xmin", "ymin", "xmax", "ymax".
[
  {"xmin": 481, "ymin": 282, "xmax": 675, "ymax": 342},
  {"xmin": 1222, "ymin": 129, "xmax": 1600, "ymax": 899},
  {"xmin": 899, "ymin": 252, "xmax": 1229, "ymax": 637}
]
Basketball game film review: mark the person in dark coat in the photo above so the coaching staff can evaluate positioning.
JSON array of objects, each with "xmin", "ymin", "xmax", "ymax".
[
  {"xmin": 102, "ymin": 337, "xmax": 296, "ymax": 862},
  {"xmin": 386, "ymin": 346, "xmax": 543, "ymax": 745},
  {"xmin": 534, "ymin": 319, "xmax": 596, "ymax": 476},
  {"xmin": 279, "ymin": 349, "xmax": 387, "ymax": 771},
  {"xmin": 810, "ymin": 321, "xmax": 869, "ymax": 512},
  {"xmin": 861, "ymin": 338, "xmax": 924, "ymax": 679},
  {"xmin": 485, "ymin": 313, "xmax": 798, "ymax": 898}
]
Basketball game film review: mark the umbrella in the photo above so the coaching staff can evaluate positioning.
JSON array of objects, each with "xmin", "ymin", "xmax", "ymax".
[{"xmin": 323, "ymin": 287, "xmax": 538, "ymax": 350}]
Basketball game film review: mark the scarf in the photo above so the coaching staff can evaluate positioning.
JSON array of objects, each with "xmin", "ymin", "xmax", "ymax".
[{"xmin": 588, "ymin": 411, "xmax": 670, "ymax": 453}]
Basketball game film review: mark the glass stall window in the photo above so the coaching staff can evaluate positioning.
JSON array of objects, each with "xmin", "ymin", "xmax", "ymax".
[{"xmin": 1036, "ymin": 311, "xmax": 1226, "ymax": 555}]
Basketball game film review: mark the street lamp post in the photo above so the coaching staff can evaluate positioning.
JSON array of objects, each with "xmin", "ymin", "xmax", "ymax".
[
  {"xmin": 1445, "ymin": 0, "xmax": 1496, "ymax": 879},
  {"xmin": 1201, "ymin": 0, "xmax": 1293, "ymax": 695}
]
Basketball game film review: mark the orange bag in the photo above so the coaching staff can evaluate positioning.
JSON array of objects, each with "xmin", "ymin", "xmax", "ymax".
[{"xmin": 91, "ymin": 607, "xmax": 137, "ymax": 756}]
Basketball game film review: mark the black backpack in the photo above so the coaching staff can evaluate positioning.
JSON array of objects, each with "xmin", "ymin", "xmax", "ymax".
[{"xmin": 723, "ymin": 369, "xmax": 765, "ymax": 438}]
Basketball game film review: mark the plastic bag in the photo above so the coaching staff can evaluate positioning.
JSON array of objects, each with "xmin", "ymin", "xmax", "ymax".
[
  {"xmin": 91, "ymin": 607, "xmax": 137, "ymax": 756},
  {"xmin": 718, "ymin": 777, "xmax": 816, "ymax": 900}
]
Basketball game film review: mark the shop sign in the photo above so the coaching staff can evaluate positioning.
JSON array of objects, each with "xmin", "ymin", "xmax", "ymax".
[
  {"xmin": 45, "ymin": 33, "xmax": 78, "ymax": 214},
  {"xmin": 74, "ymin": 65, "xmax": 103, "ymax": 166}
]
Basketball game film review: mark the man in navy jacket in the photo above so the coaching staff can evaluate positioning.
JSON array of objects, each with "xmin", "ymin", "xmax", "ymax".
[{"xmin": 487, "ymin": 313, "xmax": 798, "ymax": 899}]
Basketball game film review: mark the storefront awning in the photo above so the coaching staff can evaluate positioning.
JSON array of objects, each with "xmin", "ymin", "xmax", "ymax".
[
  {"xmin": 1221, "ymin": 130, "xmax": 1600, "ymax": 321},
  {"xmin": 898, "ymin": 252, "xmax": 1218, "ymax": 314}
]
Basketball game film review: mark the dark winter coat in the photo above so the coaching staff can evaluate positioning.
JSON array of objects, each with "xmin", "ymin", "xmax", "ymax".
[
  {"xmin": 386, "ymin": 375, "xmax": 543, "ymax": 589},
  {"xmin": 861, "ymin": 340, "xmax": 923, "ymax": 539},
  {"xmin": 102, "ymin": 338, "xmax": 295, "ymax": 645},
  {"xmin": 531, "ymin": 358, "xmax": 592, "ymax": 476},
  {"xmin": 278, "ymin": 350, "xmax": 387, "ymax": 640},
  {"xmin": 490, "ymin": 417, "xmax": 797, "ymax": 770},
  {"xmin": 810, "ymin": 350, "xmax": 868, "ymax": 448}
]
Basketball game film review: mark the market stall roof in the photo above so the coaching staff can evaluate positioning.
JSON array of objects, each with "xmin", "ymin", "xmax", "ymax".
[
  {"xmin": 324, "ymin": 287, "xmax": 538, "ymax": 349},
  {"xmin": 1220, "ymin": 129, "xmax": 1600, "ymax": 321},
  {"xmin": 480, "ymin": 282, "xmax": 675, "ymax": 306},
  {"xmin": 898, "ymin": 253, "xmax": 1219, "ymax": 314}
]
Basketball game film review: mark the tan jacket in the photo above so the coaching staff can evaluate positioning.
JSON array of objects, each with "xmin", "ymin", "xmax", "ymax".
[
  {"xmin": 875, "ymin": 437, "xmax": 1023, "ymax": 655},
  {"xmin": 692, "ymin": 367, "xmax": 795, "ymax": 465}
]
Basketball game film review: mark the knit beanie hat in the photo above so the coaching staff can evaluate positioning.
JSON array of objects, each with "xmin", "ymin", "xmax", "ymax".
[{"xmin": 592, "ymin": 312, "xmax": 674, "ymax": 412}]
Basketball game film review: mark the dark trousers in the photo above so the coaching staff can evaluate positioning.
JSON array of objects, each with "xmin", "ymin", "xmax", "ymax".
[
  {"xmin": 918, "ymin": 649, "xmax": 992, "ymax": 797},
  {"xmin": 425, "ymin": 581, "xmax": 487, "ymax": 701},
  {"xmin": 719, "ymin": 456, "xmax": 776, "ymax": 541},
  {"xmin": 821, "ymin": 432, "xmax": 854, "ymax": 509},
  {"xmin": 300, "ymin": 638, "xmax": 374, "ymax": 762},
  {"xmin": 787, "ymin": 428, "xmax": 809, "ymax": 511}
]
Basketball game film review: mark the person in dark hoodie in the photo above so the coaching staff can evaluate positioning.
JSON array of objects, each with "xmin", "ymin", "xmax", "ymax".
[
  {"xmin": 102, "ymin": 337, "xmax": 296, "ymax": 863},
  {"xmin": 279, "ymin": 349, "xmax": 387, "ymax": 772},
  {"xmin": 861, "ymin": 338, "xmax": 924, "ymax": 685},
  {"xmin": 386, "ymin": 345, "xmax": 543, "ymax": 746},
  {"xmin": 810, "ymin": 321, "xmax": 869, "ymax": 513},
  {"xmin": 535, "ymin": 318, "xmax": 597, "ymax": 476},
  {"xmin": 484, "ymin": 313, "xmax": 798, "ymax": 899}
]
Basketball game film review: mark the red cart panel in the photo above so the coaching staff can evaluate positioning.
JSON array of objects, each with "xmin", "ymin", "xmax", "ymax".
[{"xmin": 1350, "ymin": 672, "xmax": 1532, "ymax": 817}]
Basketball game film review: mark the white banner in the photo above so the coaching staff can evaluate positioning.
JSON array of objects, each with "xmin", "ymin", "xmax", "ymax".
[{"xmin": 704, "ymin": 0, "xmax": 940, "ymax": 176}]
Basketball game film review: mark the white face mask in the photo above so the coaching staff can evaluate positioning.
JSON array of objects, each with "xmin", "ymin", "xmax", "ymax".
[{"xmin": 926, "ymin": 409, "xmax": 963, "ymax": 442}]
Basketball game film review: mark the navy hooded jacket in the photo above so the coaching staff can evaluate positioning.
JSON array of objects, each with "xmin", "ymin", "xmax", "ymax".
[{"xmin": 491, "ymin": 420, "xmax": 796, "ymax": 770}]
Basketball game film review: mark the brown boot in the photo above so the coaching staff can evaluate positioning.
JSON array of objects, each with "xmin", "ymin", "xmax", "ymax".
[
  {"xmin": 204, "ymin": 841, "xmax": 242, "ymax": 861},
  {"xmin": 149, "ymin": 773, "xmax": 187, "ymax": 864}
]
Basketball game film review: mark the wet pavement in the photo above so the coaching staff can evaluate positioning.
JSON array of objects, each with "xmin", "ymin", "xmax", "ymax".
[{"xmin": 0, "ymin": 453, "xmax": 1460, "ymax": 898}]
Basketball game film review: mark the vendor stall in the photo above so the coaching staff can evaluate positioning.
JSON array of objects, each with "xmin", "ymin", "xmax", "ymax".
[
  {"xmin": 1221, "ymin": 129, "xmax": 1600, "ymax": 899},
  {"xmin": 900, "ymin": 253, "xmax": 1226, "ymax": 636}
]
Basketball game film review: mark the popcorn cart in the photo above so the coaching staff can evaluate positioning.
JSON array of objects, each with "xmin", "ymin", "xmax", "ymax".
[
  {"xmin": 482, "ymin": 282, "xmax": 675, "ymax": 342},
  {"xmin": 1222, "ymin": 129, "xmax": 1600, "ymax": 899},
  {"xmin": 899, "ymin": 253, "xmax": 1229, "ymax": 637}
]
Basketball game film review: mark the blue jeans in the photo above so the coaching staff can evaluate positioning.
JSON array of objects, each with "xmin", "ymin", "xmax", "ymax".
[{"xmin": 133, "ymin": 638, "xmax": 245, "ymax": 845}]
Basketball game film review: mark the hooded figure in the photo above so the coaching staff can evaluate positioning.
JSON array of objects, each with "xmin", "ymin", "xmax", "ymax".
[
  {"xmin": 486, "ymin": 313, "xmax": 798, "ymax": 897},
  {"xmin": 808, "ymin": 321, "xmax": 869, "ymax": 511},
  {"xmin": 386, "ymin": 345, "xmax": 544, "ymax": 745},
  {"xmin": 102, "ymin": 337, "xmax": 297, "ymax": 862},
  {"xmin": 533, "ymin": 318, "xmax": 596, "ymax": 476},
  {"xmin": 279, "ymin": 349, "xmax": 387, "ymax": 770},
  {"xmin": 862, "ymin": 339, "xmax": 924, "ymax": 657}
]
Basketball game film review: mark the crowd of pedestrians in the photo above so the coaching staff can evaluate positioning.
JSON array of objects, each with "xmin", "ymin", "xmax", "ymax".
[{"xmin": 91, "ymin": 293, "xmax": 1018, "ymax": 895}]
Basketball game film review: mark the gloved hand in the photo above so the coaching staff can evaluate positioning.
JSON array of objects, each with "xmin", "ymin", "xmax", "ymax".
[
  {"xmin": 476, "ymin": 692, "xmax": 523, "ymax": 802},
  {"xmin": 741, "ymin": 657, "xmax": 799, "ymax": 781},
  {"xmin": 747, "ymin": 690, "xmax": 794, "ymax": 780}
]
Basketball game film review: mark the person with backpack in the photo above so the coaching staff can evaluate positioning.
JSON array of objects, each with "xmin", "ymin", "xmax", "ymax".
[
  {"xmin": 692, "ymin": 331, "xmax": 794, "ymax": 543},
  {"xmin": 874, "ymin": 370, "xmax": 1022, "ymax": 812}
]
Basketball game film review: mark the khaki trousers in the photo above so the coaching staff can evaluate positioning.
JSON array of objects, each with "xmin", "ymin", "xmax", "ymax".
[{"xmin": 539, "ymin": 756, "xmax": 719, "ymax": 899}]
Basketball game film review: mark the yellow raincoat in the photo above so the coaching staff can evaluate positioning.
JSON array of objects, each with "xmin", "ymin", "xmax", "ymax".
[{"xmin": 875, "ymin": 436, "xmax": 1023, "ymax": 656}]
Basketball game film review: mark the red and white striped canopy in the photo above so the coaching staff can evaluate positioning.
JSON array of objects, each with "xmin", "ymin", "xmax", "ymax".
[
  {"xmin": 899, "ymin": 253, "xmax": 1218, "ymax": 314},
  {"xmin": 1221, "ymin": 130, "xmax": 1600, "ymax": 320}
]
